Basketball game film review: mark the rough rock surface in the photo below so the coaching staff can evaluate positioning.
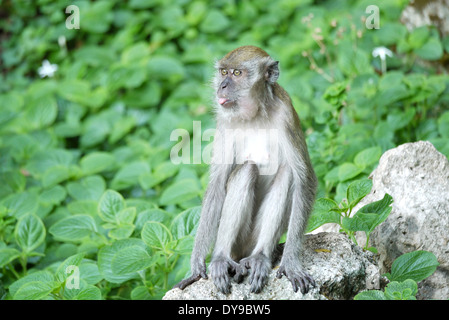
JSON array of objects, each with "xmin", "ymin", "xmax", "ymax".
[
  {"xmin": 353, "ymin": 141, "xmax": 449, "ymax": 300},
  {"xmin": 401, "ymin": 0, "xmax": 449, "ymax": 36},
  {"xmin": 163, "ymin": 232, "xmax": 381, "ymax": 300}
]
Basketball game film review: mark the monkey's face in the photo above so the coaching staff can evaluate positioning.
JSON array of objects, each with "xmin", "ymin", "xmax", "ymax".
[
  {"xmin": 216, "ymin": 67, "xmax": 248, "ymax": 109},
  {"xmin": 213, "ymin": 46, "xmax": 280, "ymax": 121}
]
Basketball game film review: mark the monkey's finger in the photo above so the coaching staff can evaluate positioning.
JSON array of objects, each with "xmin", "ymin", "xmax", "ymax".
[
  {"xmin": 305, "ymin": 273, "xmax": 316, "ymax": 287},
  {"xmin": 298, "ymin": 277, "xmax": 307, "ymax": 295},
  {"xmin": 275, "ymin": 267, "xmax": 284, "ymax": 279},
  {"xmin": 290, "ymin": 278, "xmax": 298, "ymax": 293}
]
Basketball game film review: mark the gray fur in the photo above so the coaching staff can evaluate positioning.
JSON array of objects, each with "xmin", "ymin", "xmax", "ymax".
[{"xmin": 174, "ymin": 46, "xmax": 317, "ymax": 295}]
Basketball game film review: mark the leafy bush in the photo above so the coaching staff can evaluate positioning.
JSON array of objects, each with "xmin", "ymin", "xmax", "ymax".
[
  {"xmin": 355, "ymin": 251, "xmax": 439, "ymax": 300},
  {"xmin": 307, "ymin": 178, "xmax": 393, "ymax": 252},
  {"xmin": 0, "ymin": 0, "xmax": 448, "ymax": 299}
]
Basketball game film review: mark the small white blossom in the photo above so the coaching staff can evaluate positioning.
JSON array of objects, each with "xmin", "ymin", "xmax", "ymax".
[
  {"xmin": 372, "ymin": 47, "xmax": 393, "ymax": 74},
  {"xmin": 372, "ymin": 46, "xmax": 393, "ymax": 60},
  {"xmin": 38, "ymin": 60, "xmax": 58, "ymax": 78}
]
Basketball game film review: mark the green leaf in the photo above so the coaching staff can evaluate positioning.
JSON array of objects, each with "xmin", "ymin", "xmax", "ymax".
[
  {"xmin": 55, "ymin": 253, "xmax": 86, "ymax": 283},
  {"xmin": 139, "ymin": 161, "xmax": 178, "ymax": 190},
  {"xmin": 49, "ymin": 215, "xmax": 97, "ymax": 242},
  {"xmin": 42, "ymin": 165, "xmax": 70, "ymax": 188},
  {"xmin": 111, "ymin": 161, "xmax": 151, "ymax": 190},
  {"xmin": 142, "ymin": 221, "xmax": 172, "ymax": 251},
  {"xmin": 437, "ymin": 111, "xmax": 449, "ymax": 139},
  {"xmin": 388, "ymin": 251, "xmax": 439, "ymax": 282},
  {"xmin": 147, "ymin": 56, "xmax": 185, "ymax": 83},
  {"xmin": 408, "ymin": 26, "xmax": 430, "ymax": 49},
  {"xmin": 13, "ymin": 281, "xmax": 57, "ymax": 300},
  {"xmin": 200, "ymin": 9, "xmax": 230, "ymax": 33},
  {"xmin": 357, "ymin": 193, "xmax": 393, "ymax": 216},
  {"xmin": 343, "ymin": 193, "xmax": 393, "ymax": 233},
  {"xmin": 306, "ymin": 198, "xmax": 341, "ymax": 232},
  {"xmin": 2, "ymin": 191, "xmax": 38, "ymax": 218},
  {"xmin": 159, "ymin": 179, "xmax": 200, "ymax": 206},
  {"xmin": 66, "ymin": 175, "xmax": 106, "ymax": 201},
  {"xmin": 354, "ymin": 290, "xmax": 386, "ymax": 300},
  {"xmin": 98, "ymin": 238, "xmax": 147, "ymax": 284},
  {"xmin": 108, "ymin": 224, "xmax": 135, "ymax": 240},
  {"xmin": 353, "ymin": 147, "xmax": 381, "ymax": 168},
  {"xmin": 170, "ymin": 206, "xmax": 201, "ymax": 240},
  {"xmin": 135, "ymin": 208, "xmax": 169, "ymax": 232},
  {"xmin": 414, "ymin": 37, "xmax": 444, "ymax": 61},
  {"xmin": 384, "ymin": 280, "xmax": 418, "ymax": 300},
  {"xmin": 80, "ymin": 152, "xmax": 115, "ymax": 175},
  {"xmin": 25, "ymin": 95, "xmax": 58, "ymax": 129},
  {"xmin": 73, "ymin": 286, "xmax": 102, "ymax": 300},
  {"xmin": 39, "ymin": 185, "xmax": 67, "ymax": 205},
  {"xmin": 57, "ymin": 79, "xmax": 91, "ymax": 104},
  {"xmin": 346, "ymin": 179, "xmax": 373, "ymax": 208},
  {"xmin": 337, "ymin": 163, "xmax": 364, "ymax": 182},
  {"xmin": 109, "ymin": 116, "xmax": 136, "ymax": 144},
  {"xmin": 130, "ymin": 286, "xmax": 152, "ymax": 300},
  {"xmin": 9, "ymin": 271, "xmax": 55, "ymax": 297},
  {"xmin": 111, "ymin": 245, "xmax": 156, "ymax": 275},
  {"xmin": 14, "ymin": 214, "xmax": 46, "ymax": 253},
  {"xmin": 117, "ymin": 207, "xmax": 137, "ymax": 224},
  {"xmin": 98, "ymin": 190, "xmax": 126, "ymax": 223},
  {"xmin": 0, "ymin": 248, "xmax": 21, "ymax": 267}
]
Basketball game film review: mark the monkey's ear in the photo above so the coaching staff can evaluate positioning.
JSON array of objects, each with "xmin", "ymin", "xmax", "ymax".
[{"xmin": 265, "ymin": 60, "xmax": 280, "ymax": 84}]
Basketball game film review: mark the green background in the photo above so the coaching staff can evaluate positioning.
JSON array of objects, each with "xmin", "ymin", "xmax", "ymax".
[{"xmin": 0, "ymin": 0, "xmax": 448, "ymax": 300}]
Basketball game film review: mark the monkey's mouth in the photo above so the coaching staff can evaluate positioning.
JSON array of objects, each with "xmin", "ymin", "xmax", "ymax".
[{"xmin": 218, "ymin": 98, "xmax": 234, "ymax": 108}]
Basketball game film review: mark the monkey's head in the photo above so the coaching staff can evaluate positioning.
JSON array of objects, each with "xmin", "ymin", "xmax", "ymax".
[{"xmin": 214, "ymin": 46, "xmax": 280, "ymax": 121}]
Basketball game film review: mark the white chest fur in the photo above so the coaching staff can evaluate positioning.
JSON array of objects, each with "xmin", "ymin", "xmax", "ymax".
[{"xmin": 226, "ymin": 127, "xmax": 280, "ymax": 175}]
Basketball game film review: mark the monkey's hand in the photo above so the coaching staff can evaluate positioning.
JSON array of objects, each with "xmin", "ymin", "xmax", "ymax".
[
  {"xmin": 209, "ymin": 256, "xmax": 239, "ymax": 294},
  {"xmin": 173, "ymin": 261, "xmax": 208, "ymax": 290},
  {"xmin": 276, "ymin": 262, "xmax": 316, "ymax": 295},
  {"xmin": 234, "ymin": 253, "xmax": 271, "ymax": 293}
]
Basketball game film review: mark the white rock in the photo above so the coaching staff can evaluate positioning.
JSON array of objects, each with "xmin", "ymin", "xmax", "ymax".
[
  {"xmin": 355, "ymin": 141, "xmax": 449, "ymax": 299},
  {"xmin": 163, "ymin": 232, "xmax": 380, "ymax": 300}
]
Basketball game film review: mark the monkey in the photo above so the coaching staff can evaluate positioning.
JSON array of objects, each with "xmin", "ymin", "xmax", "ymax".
[{"xmin": 173, "ymin": 45, "xmax": 317, "ymax": 295}]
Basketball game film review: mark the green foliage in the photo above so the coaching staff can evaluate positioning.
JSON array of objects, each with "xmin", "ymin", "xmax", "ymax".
[
  {"xmin": 307, "ymin": 178, "xmax": 393, "ymax": 252},
  {"xmin": 354, "ymin": 251, "xmax": 439, "ymax": 300},
  {"xmin": 0, "ymin": 0, "xmax": 448, "ymax": 300}
]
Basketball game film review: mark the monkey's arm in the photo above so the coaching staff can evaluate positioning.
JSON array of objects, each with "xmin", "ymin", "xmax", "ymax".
[{"xmin": 173, "ymin": 163, "xmax": 232, "ymax": 290}]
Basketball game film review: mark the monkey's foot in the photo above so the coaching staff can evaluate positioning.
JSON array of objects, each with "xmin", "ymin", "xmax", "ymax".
[
  {"xmin": 209, "ymin": 256, "xmax": 239, "ymax": 294},
  {"xmin": 235, "ymin": 253, "xmax": 271, "ymax": 293},
  {"xmin": 276, "ymin": 264, "xmax": 316, "ymax": 294}
]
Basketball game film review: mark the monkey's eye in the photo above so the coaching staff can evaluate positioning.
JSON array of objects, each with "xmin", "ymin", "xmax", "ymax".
[
  {"xmin": 233, "ymin": 69, "xmax": 242, "ymax": 76},
  {"xmin": 220, "ymin": 69, "xmax": 228, "ymax": 76}
]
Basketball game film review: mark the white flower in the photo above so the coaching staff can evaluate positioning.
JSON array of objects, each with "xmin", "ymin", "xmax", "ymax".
[
  {"xmin": 372, "ymin": 46, "xmax": 393, "ymax": 61},
  {"xmin": 372, "ymin": 47, "xmax": 393, "ymax": 74},
  {"xmin": 38, "ymin": 60, "xmax": 58, "ymax": 78}
]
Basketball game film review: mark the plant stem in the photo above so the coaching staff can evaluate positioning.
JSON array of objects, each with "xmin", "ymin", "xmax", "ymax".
[
  {"xmin": 7, "ymin": 264, "xmax": 21, "ymax": 279},
  {"xmin": 365, "ymin": 234, "xmax": 370, "ymax": 250},
  {"xmin": 20, "ymin": 255, "xmax": 27, "ymax": 275}
]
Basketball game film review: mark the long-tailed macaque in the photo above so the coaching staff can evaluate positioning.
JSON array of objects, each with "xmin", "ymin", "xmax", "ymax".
[{"xmin": 174, "ymin": 46, "xmax": 317, "ymax": 294}]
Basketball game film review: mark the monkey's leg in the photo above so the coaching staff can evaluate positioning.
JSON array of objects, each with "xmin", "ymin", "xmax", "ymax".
[
  {"xmin": 173, "ymin": 163, "xmax": 233, "ymax": 291},
  {"xmin": 276, "ymin": 173, "xmax": 316, "ymax": 295},
  {"xmin": 209, "ymin": 162, "xmax": 258, "ymax": 294},
  {"xmin": 235, "ymin": 166, "xmax": 291, "ymax": 293}
]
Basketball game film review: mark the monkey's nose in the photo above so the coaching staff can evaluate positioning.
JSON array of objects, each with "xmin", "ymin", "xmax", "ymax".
[{"xmin": 220, "ymin": 78, "xmax": 230, "ymax": 89}]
